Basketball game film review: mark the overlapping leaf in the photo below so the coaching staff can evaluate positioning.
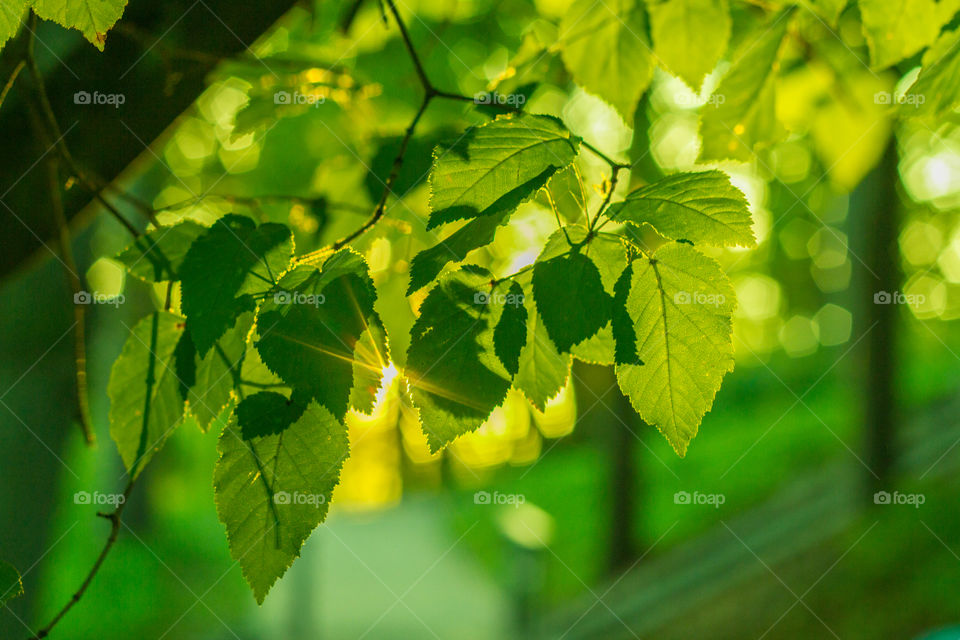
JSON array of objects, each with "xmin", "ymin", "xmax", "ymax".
[
  {"xmin": 513, "ymin": 286, "xmax": 570, "ymax": 411},
  {"xmin": 108, "ymin": 312, "xmax": 186, "ymax": 477},
  {"xmin": 607, "ymin": 171, "xmax": 756, "ymax": 247},
  {"xmin": 427, "ymin": 114, "xmax": 580, "ymax": 229},
  {"xmin": 405, "ymin": 266, "xmax": 513, "ymax": 451},
  {"xmin": 180, "ymin": 214, "xmax": 293, "ymax": 356},
  {"xmin": 699, "ymin": 15, "xmax": 789, "ymax": 162},
  {"xmin": 175, "ymin": 312, "xmax": 253, "ymax": 431},
  {"xmin": 647, "ymin": 0, "xmax": 731, "ymax": 91},
  {"xmin": 560, "ymin": 0, "xmax": 655, "ymax": 122},
  {"xmin": 614, "ymin": 243, "xmax": 736, "ymax": 456},
  {"xmin": 214, "ymin": 395, "xmax": 348, "ymax": 603},
  {"xmin": 255, "ymin": 249, "xmax": 387, "ymax": 419},
  {"xmin": 408, "ymin": 210, "xmax": 510, "ymax": 293},
  {"xmin": 116, "ymin": 221, "xmax": 207, "ymax": 282}
]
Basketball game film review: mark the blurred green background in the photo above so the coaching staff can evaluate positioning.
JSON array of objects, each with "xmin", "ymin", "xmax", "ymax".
[{"xmin": 3, "ymin": 0, "xmax": 960, "ymax": 638}]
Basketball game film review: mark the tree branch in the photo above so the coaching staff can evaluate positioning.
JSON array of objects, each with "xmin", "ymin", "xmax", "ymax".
[{"xmin": 28, "ymin": 481, "xmax": 136, "ymax": 639}]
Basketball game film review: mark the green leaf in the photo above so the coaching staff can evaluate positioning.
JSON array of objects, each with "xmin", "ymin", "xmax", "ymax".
[
  {"xmin": 514, "ymin": 291, "xmax": 570, "ymax": 411},
  {"xmin": 427, "ymin": 113, "xmax": 580, "ymax": 229},
  {"xmin": 537, "ymin": 225, "xmax": 628, "ymax": 365},
  {"xmin": 256, "ymin": 250, "xmax": 386, "ymax": 419},
  {"xmin": 0, "ymin": 1, "xmax": 29, "ymax": 49},
  {"xmin": 607, "ymin": 171, "xmax": 756, "ymax": 247},
  {"xmin": 0, "ymin": 560, "xmax": 23, "ymax": 605},
  {"xmin": 698, "ymin": 15, "xmax": 789, "ymax": 162},
  {"xmin": 615, "ymin": 243, "xmax": 736, "ymax": 456},
  {"xmin": 646, "ymin": 0, "xmax": 731, "ymax": 91},
  {"xmin": 801, "ymin": 0, "xmax": 847, "ymax": 23},
  {"xmin": 560, "ymin": 0, "xmax": 655, "ymax": 123},
  {"xmin": 350, "ymin": 318, "xmax": 390, "ymax": 415},
  {"xmin": 180, "ymin": 214, "xmax": 293, "ymax": 356},
  {"xmin": 408, "ymin": 210, "xmax": 511, "ymax": 293},
  {"xmin": 176, "ymin": 312, "xmax": 253, "ymax": 432},
  {"xmin": 533, "ymin": 250, "xmax": 612, "ymax": 352},
  {"xmin": 116, "ymin": 221, "xmax": 207, "ymax": 282},
  {"xmin": 858, "ymin": 0, "xmax": 957, "ymax": 69},
  {"xmin": 108, "ymin": 312, "xmax": 186, "ymax": 477},
  {"xmin": 570, "ymin": 325, "xmax": 617, "ymax": 365},
  {"xmin": 405, "ymin": 266, "xmax": 513, "ymax": 451},
  {"xmin": 32, "ymin": 0, "xmax": 129, "ymax": 50},
  {"xmin": 214, "ymin": 395, "xmax": 349, "ymax": 604},
  {"xmin": 907, "ymin": 27, "xmax": 960, "ymax": 119},
  {"xmin": 493, "ymin": 282, "xmax": 528, "ymax": 376}
]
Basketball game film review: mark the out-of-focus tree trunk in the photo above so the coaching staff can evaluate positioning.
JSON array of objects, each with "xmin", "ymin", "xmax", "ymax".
[{"xmin": 851, "ymin": 139, "xmax": 901, "ymax": 495}]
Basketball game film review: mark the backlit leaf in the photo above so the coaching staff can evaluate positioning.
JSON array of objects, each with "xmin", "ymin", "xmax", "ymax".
[
  {"xmin": 560, "ymin": 0, "xmax": 655, "ymax": 122},
  {"xmin": 214, "ymin": 396, "xmax": 348, "ymax": 603},
  {"xmin": 108, "ymin": 312, "xmax": 186, "ymax": 477},
  {"xmin": 607, "ymin": 171, "xmax": 756, "ymax": 247},
  {"xmin": 615, "ymin": 243, "xmax": 736, "ymax": 456},
  {"xmin": 428, "ymin": 114, "xmax": 579, "ymax": 229}
]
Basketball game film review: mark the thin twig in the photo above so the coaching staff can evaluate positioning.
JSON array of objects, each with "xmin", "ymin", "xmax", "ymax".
[
  {"xmin": 0, "ymin": 60, "xmax": 26, "ymax": 112},
  {"xmin": 26, "ymin": 16, "xmax": 148, "ymax": 236},
  {"xmin": 29, "ymin": 481, "xmax": 136, "ymax": 639},
  {"xmin": 589, "ymin": 166, "xmax": 623, "ymax": 231},
  {"xmin": 45, "ymin": 149, "xmax": 95, "ymax": 446}
]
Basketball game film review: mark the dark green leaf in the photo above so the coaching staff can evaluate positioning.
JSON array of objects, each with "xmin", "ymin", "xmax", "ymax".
[
  {"xmin": 493, "ymin": 281, "xmax": 528, "ymax": 376},
  {"xmin": 256, "ymin": 249, "xmax": 386, "ymax": 419},
  {"xmin": 181, "ymin": 214, "xmax": 293, "ymax": 356},
  {"xmin": 214, "ymin": 398, "xmax": 348, "ymax": 603},
  {"xmin": 532, "ymin": 250, "xmax": 612, "ymax": 352},
  {"xmin": 115, "ymin": 221, "xmax": 207, "ymax": 282},
  {"xmin": 0, "ymin": 560, "xmax": 23, "ymax": 605},
  {"xmin": 405, "ymin": 266, "xmax": 512, "ymax": 451}
]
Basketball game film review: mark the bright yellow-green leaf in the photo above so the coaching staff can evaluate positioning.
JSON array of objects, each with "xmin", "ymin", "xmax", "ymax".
[
  {"xmin": 428, "ymin": 114, "xmax": 580, "ymax": 229},
  {"xmin": 608, "ymin": 170, "xmax": 757, "ymax": 247},
  {"xmin": 0, "ymin": 1, "xmax": 29, "ymax": 49},
  {"xmin": 647, "ymin": 0, "xmax": 731, "ymax": 91},
  {"xmin": 907, "ymin": 27, "xmax": 960, "ymax": 119},
  {"xmin": 858, "ymin": 0, "xmax": 958, "ymax": 69},
  {"xmin": 33, "ymin": 0, "xmax": 129, "ymax": 50},
  {"xmin": 699, "ymin": 15, "xmax": 789, "ymax": 162},
  {"xmin": 615, "ymin": 243, "xmax": 736, "ymax": 456},
  {"xmin": 560, "ymin": 0, "xmax": 655, "ymax": 123}
]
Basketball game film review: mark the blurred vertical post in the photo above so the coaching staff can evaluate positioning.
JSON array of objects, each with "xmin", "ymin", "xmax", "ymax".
[
  {"xmin": 851, "ymin": 139, "xmax": 901, "ymax": 494},
  {"xmin": 573, "ymin": 361, "xmax": 640, "ymax": 573}
]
